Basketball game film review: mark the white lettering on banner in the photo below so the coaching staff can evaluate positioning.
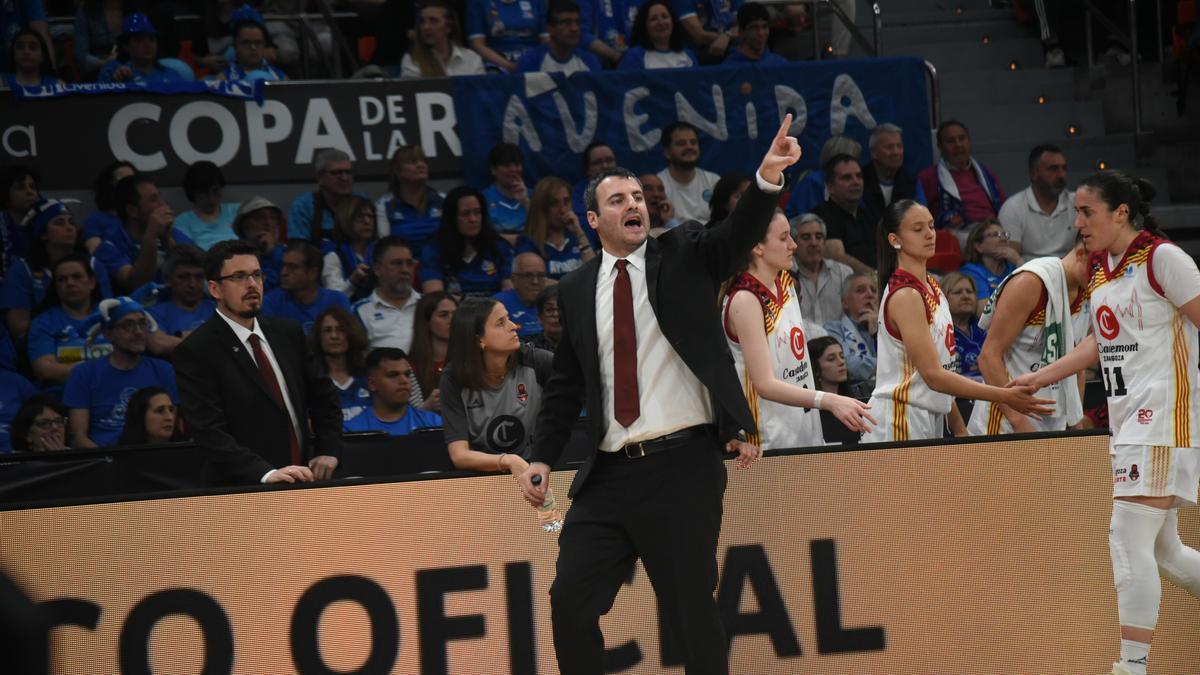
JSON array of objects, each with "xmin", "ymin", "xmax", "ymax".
[
  {"xmin": 359, "ymin": 96, "xmax": 385, "ymax": 126},
  {"xmin": 109, "ymin": 102, "xmax": 167, "ymax": 170},
  {"xmin": 363, "ymin": 130, "xmax": 410, "ymax": 161},
  {"xmin": 551, "ymin": 91, "xmax": 597, "ymax": 153},
  {"xmin": 386, "ymin": 95, "xmax": 408, "ymax": 125},
  {"xmin": 675, "ymin": 85, "xmax": 728, "ymax": 140},
  {"xmin": 502, "ymin": 95, "xmax": 543, "ymax": 152},
  {"xmin": 745, "ymin": 102, "xmax": 758, "ymax": 140},
  {"xmin": 415, "ymin": 91, "xmax": 460, "ymax": 157},
  {"xmin": 774, "ymin": 85, "xmax": 808, "ymax": 136},
  {"xmin": 623, "ymin": 86, "xmax": 656, "ymax": 152},
  {"xmin": 294, "ymin": 98, "xmax": 356, "ymax": 163},
  {"xmin": 169, "ymin": 101, "xmax": 240, "ymax": 165},
  {"xmin": 1, "ymin": 124, "xmax": 35, "ymax": 157},
  {"xmin": 245, "ymin": 100, "xmax": 293, "ymax": 166},
  {"xmin": 830, "ymin": 74, "xmax": 877, "ymax": 135}
]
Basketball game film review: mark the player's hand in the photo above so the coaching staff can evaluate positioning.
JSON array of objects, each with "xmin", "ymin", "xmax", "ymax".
[
  {"xmin": 1007, "ymin": 371, "xmax": 1045, "ymax": 391},
  {"xmin": 266, "ymin": 465, "xmax": 314, "ymax": 483},
  {"xmin": 1003, "ymin": 385, "xmax": 1055, "ymax": 420},
  {"xmin": 308, "ymin": 455, "xmax": 339, "ymax": 480},
  {"xmin": 518, "ymin": 461, "xmax": 551, "ymax": 506},
  {"xmin": 758, "ymin": 113, "xmax": 802, "ymax": 185},
  {"xmin": 724, "ymin": 438, "xmax": 761, "ymax": 469},
  {"xmin": 826, "ymin": 394, "xmax": 875, "ymax": 433}
]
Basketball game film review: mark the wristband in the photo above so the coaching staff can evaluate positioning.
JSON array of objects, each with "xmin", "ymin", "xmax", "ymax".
[{"xmin": 812, "ymin": 390, "xmax": 825, "ymax": 411}]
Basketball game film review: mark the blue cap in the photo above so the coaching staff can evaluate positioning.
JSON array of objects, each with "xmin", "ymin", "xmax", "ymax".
[
  {"xmin": 84, "ymin": 296, "xmax": 159, "ymax": 337},
  {"xmin": 120, "ymin": 13, "xmax": 157, "ymax": 37},
  {"xmin": 24, "ymin": 198, "xmax": 70, "ymax": 240},
  {"xmin": 230, "ymin": 4, "xmax": 266, "ymax": 30}
]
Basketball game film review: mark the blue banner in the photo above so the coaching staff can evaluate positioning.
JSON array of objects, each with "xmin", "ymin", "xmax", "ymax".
[
  {"xmin": 9, "ymin": 78, "xmax": 265, "ymax": 103},
  {"xmin": 452, "ymin": 57, "xmax": 932, "ymax": 188}
]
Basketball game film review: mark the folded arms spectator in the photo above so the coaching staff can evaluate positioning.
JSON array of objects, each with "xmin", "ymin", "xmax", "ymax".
[{"xmin": 811, "ymin": 154, "xmax": 875, "ymax": 275}]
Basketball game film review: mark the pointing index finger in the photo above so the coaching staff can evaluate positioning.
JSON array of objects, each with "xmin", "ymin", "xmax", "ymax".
[{"xmin": 775, "ymin": 113, "xmax": 794, "ymax": 142}]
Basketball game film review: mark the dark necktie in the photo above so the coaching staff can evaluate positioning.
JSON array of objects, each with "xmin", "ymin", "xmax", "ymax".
[
  {"xmin": 248, "ymin": 333, "xmax": 302, "ymax": 466},
  {"xmin": 613, "ymin": 259, "xmax": 640, "ymax": 427}
]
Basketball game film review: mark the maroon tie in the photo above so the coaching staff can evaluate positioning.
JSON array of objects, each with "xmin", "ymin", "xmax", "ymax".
[
  {"xmin": 613, "ymin": 259, "xmax": 640, "ymax": 427},
  {"xmin": 248, "ymin": 333, "xmax": 302, "ymax": 466}
]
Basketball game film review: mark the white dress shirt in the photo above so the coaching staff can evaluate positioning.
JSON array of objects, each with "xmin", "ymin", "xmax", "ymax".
[{"xmin": 216, "ymin": 308, "xmax": 303, "ymax": 477}]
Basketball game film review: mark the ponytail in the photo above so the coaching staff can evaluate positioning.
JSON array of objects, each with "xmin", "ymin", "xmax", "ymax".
[
  {"xmin": 876, "ymin": 199, "xmax": 919, "ymax": 290},
  {"xmin": 1079, "ymin": 170, "xmax": 1168, "ymax": 240}
]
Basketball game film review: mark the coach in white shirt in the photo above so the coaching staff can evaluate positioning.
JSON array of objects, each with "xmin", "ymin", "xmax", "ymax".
[{"xmin": 998, "ymin": 144, "xmax": 1077, "ymax": 258}]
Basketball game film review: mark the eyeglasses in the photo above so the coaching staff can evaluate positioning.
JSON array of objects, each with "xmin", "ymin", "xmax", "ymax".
[
  {"xmin": 112, "ymin": 318, "xmax": 152, "ymax": 332},
  {"xmin": 33, "ymin": 417, "xmax": 67, "ymax": 429},
  {"xmin": 323, "ymin": 169, "xmax": 353, "ymax": 178},
  {"xmin": 982, "ymin": 230, "xmax": 1011, "ymax": 240},
  {"xmin": 219, "ymin": 270, "xmax": 265, "ymax": 285},
  {"xmin": 512, "ymin": 272, "xmax": 547, "ymax": 281},
  {"xmin": 541, "ymin": 305, "xmax": 560, "ymax": 316}
]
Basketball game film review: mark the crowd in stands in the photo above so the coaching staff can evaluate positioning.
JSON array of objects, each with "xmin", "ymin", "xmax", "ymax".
[{"xmin": 0, "ymin": 1, "xmax": 1121, "ymax": 477}]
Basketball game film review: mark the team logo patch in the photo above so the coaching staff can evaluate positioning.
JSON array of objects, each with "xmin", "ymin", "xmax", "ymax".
[
  {"xmin": 1096, "ymin": 305, "xmax": 1120, "ymax": 340},
  {"xmin": 486, "ymin": 415, "xmax": 525, "ymax": 452},
  {"xmin": 944, "ymin": 325, "xmax": 956, "ymax": 354},
  {"xmin": 516, "ymin": 382, "xmax": 528, "ymax": 403},
  {"xmin": 789, "ymin": 326, "xmax": 806, "ymax": 360},
  {"xmin": 1137, "ymin": 408, "xmax": 1154, "ymax": 424},
  {"xmin": 1129, "ymin": 464, "xmax": 1140, "ymax": 482}
]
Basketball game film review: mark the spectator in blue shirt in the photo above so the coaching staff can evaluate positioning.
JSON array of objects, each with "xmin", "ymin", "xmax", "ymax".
[
  {"xmin": 323, "ymin": 195, "xmax": 377, "ymax": 301},
  {"xmin": 0, "ymin": 0, "xmax": 53, "ymax": 72},
  {"xmin": 97, "ymin": 13, "xmax": 187, "ymax": 86},
  {"xmin": 527, "ymin": 176, "xmax": 596, "ymax": 280},
  {"xmin": 64, "ymin": 297, "xmax": 177, "ymax": 448},
  {"xmin": 173, "ymin": 162, "xmax": 239, "ymax": 251},
  {"xmin": 482, "ymin": 142, "xmax": 532, "ymax": 237},
  {"xmin": 96, "ymin": 174, "xmax": 194, "ymax": 295},
  {"xmin": 374, "ymin": 145, "xmax": 444, "ymax": 255},
  {"xmin": 420, "ymin": 186, "xmax": 517, "ymax": 298},
  {"xmin": 941, "ymin": 271, "xmax": 987, "ymax": 381},
  {"xmin": 145, "ymin": 245, "xmax": 216, "ymax": 355},
  {"xmin": 619, "ymin": 0, "xmax": 698, "ymax": 70},
  {"xmin": 261, "ymin": 240, "xmax": 352, "ymax": 333},
  {"xmin": 219, "ymin": 8, "xmax": 287, "ymax": 83},
  {"xmin": 723, "ymin": 3, "xmax": 786, "ymax": 65},
  {"xmin": 28, "ymin": 253, "xmax": 112, "ymax": 390},
  {"xmin": 310, "ymin": 306, "xmax": 372, "ymax": 424},
  {"xmin": 343, "ymin": 347, "xmax": 443, "ymax": 434},
  {"xmin": 83, "ymin": 160, "xmax": 136, "ymax": 252},
  {"xmin": 2, "ymin": 199, "xmax": 113, "ymax": 344},
  {"xmin": 577, "ymin": 0, "xmax": 631, "ymax": 64},
  {"xmin": 516, "ymin": 1, "xmax": 601, "ymax": 75},
  {"xmin": 821, "ymin": 273, "xmax": 878, "ymax": 398},
  {"xmin": 0, "ymin": 165, "xmax": 40, "ymax": 276},
  {"xmin": 467, "ymin": 0, "xmax": 548, "ymax": 72},
  {"xmin": 959, "ymin": 219, "xmax": 1022, "ymax": 314},
  {"xmin": 675, "ymin": 0, "xmax": 741, "ymax": 60},
  {"xmin": 233, "ymin": 196, "xmax": 286, "ymax": 292},
  {"xmin": 494, "ymin": 251, "xmax": 547, "ymax": 338},
  {"xmin": 117, "ymin": 386, "xmax": 184, "ymax": 446},
  {"xmin": 287, "ymin": 148, "xmax": 367, "ymax": 241},
  {"xmin": 0, "ymin": 369, "xmax": 36, "ymax": 453},
  {"xmin": 1, "ymin": 27, "xmax": 60, "ymax": 88}
]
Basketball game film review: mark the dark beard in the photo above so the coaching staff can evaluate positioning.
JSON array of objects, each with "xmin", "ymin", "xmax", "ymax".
[{"xmin": 670, "ymin": 158, "xmax": 698, "ymax": 172}]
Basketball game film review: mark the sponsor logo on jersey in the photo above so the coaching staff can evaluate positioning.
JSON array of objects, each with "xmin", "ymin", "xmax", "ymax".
[
  {"xmin": 789, "ymin": 326, "xmax": 805, "ymax": 360},
  {"xmin": 944, "ymin": 324, "xmax": 955, "ymax": 354},
  {"xmin": 1137, "ymin": 408, "xmax": 1154, "ymax": 424},
  {"xmin": 1114, "ymin": 466, "xmax": 1127, "ymax": 483},
  {"xmin": 1129, "ymin": 464, "xmax": 1140, "ymax": 482},
  {"xmin": 516, "ymin": 382, "xmax": 528, "ymax": 403},
  {"xmin": 1096, "ymin": 305, "xmax": 1120, "ymax": 340}
]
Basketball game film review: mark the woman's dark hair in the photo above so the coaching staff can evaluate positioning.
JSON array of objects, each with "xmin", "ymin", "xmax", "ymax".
[
  {"xmin": 708, "ymin": 172, "xmax": 750, "ymax": 224},
  {"xmin": 1078, "ymin": 170, "xmax": 1166, "ymax": 239},
  {"xmin": 92, "ymin": 160, "xmax": 137, "ymax": 212},
  {"xmin": 118, "ymin": 386, "xmax": 183, "ymax": 446},
  {"xmin": 433, "ymin": 186, "xmax": 505, "ymax": 273},
  {"xmin": 35, "ymin": 252, "xmax": 100, "ymax": 318},
  {"xmin": 446, "ymin": 296, "xmax": 515, "ymax": 391},
  {"xmin": 875, "ymin": 199, "xmax": 921, "ymax": 291},
  {"xmin": 0, "ymin": 165, "xmax": 38, "ymax": 211},
  {"xmin": 630, "ymin": 0, "xmax": 683, "ymax": 52},
  {"xmin": 181, "ymin": 161, "xmax": 225, "ymax": 202},
  {"xmin": 7, "ymin": 26, "xmax": 54, "ymax": 79},
  {"xmin": 808, "ymin": 336, "xmax": 851, "ymax": 396},
  {"xmin": 27, "ymin": 205, "xmax": 85, "ymax": 272},
  {"xmin": 10, "ymin": 395, "xmax": 67, "ymax": 453},
  {"xmin": 410, "ymin": 291, "xmax": 458, "ymax": 394},
  {"xmin": 961, "ymin": 218, "xmax": 1002, "ymax": 266},
  {"xmin": 308, "ymin": 306, "xmax": 369, "ymax": 377}
]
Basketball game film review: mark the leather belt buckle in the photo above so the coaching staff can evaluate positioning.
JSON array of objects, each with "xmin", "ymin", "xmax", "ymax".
[{"xmin": 623, "ymin": 441, "xmax": 648, "ymax": 458}]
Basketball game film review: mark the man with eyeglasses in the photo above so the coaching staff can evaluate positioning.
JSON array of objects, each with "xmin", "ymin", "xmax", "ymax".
[
  {"xmin": 516, "ymin": 0, "xmax": 601, "ymax": 75},
  {"xmin": 287, "ymin": 149, "xmax": 368, "ymax": 241},
  {"xmin": 261, "ymin": 240, "xmax": 352, "ymax": 334},
  {"xmin": 220, "ymin": 8, "xmax": 287, "ymax": 83},
  {"xmin": 351, "ymin": 236, "xmax": 422, "ymax": 350},
  {"xmin": 527, "ymin": 285, "xmax": 562, "ymax": 352},
  {"xmin": 174, "ymin": 240, "xmax": 343, "ymax": 486},
  {"xmin": 63, "ymin": 297, "xmax": 177, "ymax": 448},
  {"xmin": 145, "ymin": 244, "xmax": 217, "ymax": 356},
  {"xmin": 495, "ymin": 251, "xmax": 547, "ymax": 338}
]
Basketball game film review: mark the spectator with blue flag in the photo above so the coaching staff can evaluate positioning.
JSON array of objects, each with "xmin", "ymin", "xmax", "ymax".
[
  {"xmin": 374, "ymin": 145, "xmax": 444, "ymax": 254},
  {"xmin": 467, "ymin": 0, "xmax": 548, "ymax": 72},
  {"xmin": 343, "ymin": 347, "xmax": 442, "ymax": 435},
  {"xmin": 619, "ymin": 0, "xmax": 697, "ymax": 70},
  {"xmin": 261, "ymin": 240, "xmax": 351, "ymax": 334},
  {"xmin": 98, "ymin": 13, "xmax": 188, "ymax": 85},
  {"xmin": 515, "ymin": 0, "xmax": 601, "ymax": 75},
  {"xmin": 28, "ymin": 254, "xmax": 112, "ymax": 391},
  {"xmin": 64, "ymin": 296, "xmax": 177, "ymax": 448},
  {"xmin": 2, "ymin": 199, "xmax": 114, "ymax": 344},
  {"xmin": 219, "ymin": 5, "xmax": 287, "ymax": 82}
]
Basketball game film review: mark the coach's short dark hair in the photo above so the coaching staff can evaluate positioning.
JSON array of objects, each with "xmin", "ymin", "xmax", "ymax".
[
  {"xmin": 584, "ymin": 167, "xmax": 641, "ymax": 215},
  {"xmin": 204, "ymin": 239, "xmax": 260, "ymax": 281},
  {"xmin": 822, "ymin": 153, "xmax": 861, "ymax": 182}
]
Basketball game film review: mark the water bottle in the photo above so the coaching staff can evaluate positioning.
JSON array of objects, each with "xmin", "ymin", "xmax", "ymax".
[{"xmin": 530, "ymin": 474, "xmax": 563, "ymax": 533}]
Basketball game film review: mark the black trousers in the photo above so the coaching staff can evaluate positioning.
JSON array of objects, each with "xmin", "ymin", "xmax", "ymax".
[{"xmin": 549, "ymin": 437, "xmax": 729, "ymax": 675}]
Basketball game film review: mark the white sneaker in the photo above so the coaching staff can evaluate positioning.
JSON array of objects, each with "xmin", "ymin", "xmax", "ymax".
[
  {"xmin": 1108, "ymin": 662, "xmax": 1138, "ymax": 675},
  {"xmin": 1104, "ymin": 45, "xmax": 1133, "ymax": 65},
  {"xmin": 1045, "ymin": 46, "xmax": 1066, "ymax": 68}
]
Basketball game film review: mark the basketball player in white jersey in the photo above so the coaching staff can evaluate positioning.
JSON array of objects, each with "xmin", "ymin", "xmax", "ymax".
[
  {"xmin": 970, "ymin": 240, "xmax": 1090, "ymax": 434},
  {"xmin": 723, "ymin": 210, "xmax": 874, "ymax": 449},
  {"xmin": 861, "ymin": 200, "xmax": 1053, "ymax": 443},
  {"xmin": 1011, "ymin": 171, "xmax": 1200, "ymax": 675}
]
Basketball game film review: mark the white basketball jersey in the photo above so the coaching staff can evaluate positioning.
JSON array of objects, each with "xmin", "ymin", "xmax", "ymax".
[
  {"xmin": 1087, "ymin": 233, "xmax": 1200, "ymax": 447},
  {"xmin": 868, "ymin": 270, "xmax": 955, "ymax": 440},
  {"xmin": 968, "ymin": 269, "xmax": 1087, "ymax": 435},
  {"xmin": 723, "ymin": 271, "xmax": 824, "ymax": 450}
]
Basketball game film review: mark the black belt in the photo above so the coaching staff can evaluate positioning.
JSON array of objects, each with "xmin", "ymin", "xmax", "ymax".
[{"xmin": 606, "ymin": 425, "xmax": 716, "ymax": 460}]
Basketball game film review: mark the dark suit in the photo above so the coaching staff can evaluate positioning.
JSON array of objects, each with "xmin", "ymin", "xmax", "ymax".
[
  {"xmin": 862, "ymin": 161, "xmax": 921, "ymax": 231},
  {"xmin": 174, "ymin": 313, "xmax": 343, "ymax": 486},
  {"xmin": 530, "ymin": 180, "xmax": 779, "ymax": 674}
]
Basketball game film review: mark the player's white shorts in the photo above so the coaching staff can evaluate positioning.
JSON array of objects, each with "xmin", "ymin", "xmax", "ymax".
[
  {"xmin": 860, "ymin": 398, "xmax": 945, "ymax": 443},
  {"xmin": 1111, "ymin": 444, "xmax": 1200, "ymax": 508}
]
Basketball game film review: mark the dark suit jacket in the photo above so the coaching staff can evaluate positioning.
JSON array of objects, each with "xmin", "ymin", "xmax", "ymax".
[
  {"xmin": 862, "ymin": 162, "xmax": 919, "ymax": 233},
  {"xmin": 174, "ymin": 313, "xmax": 343, "ymax": 485},
  {"xmin": 530, "ymin": 180, "xmax": 779, "ymax": 498}
]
